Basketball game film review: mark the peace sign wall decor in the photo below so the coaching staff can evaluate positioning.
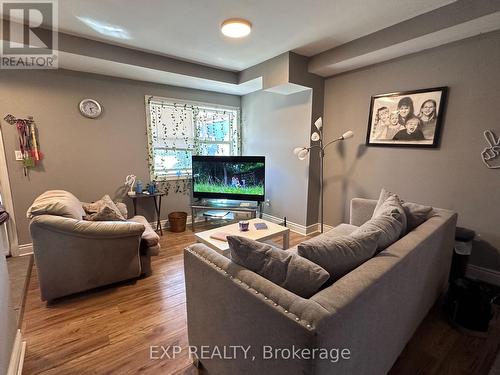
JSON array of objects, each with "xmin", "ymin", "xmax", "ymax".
[{"xmin": 481, "ymin": 130, "xmax": 500, "ymax": 169}]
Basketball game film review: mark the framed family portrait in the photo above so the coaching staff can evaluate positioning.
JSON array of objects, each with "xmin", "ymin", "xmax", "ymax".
[{"xmin": 366, "ymin": 87, "xmax": 448, "ymax": 148}]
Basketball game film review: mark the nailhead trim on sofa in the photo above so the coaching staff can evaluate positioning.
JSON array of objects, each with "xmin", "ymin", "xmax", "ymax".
[{"xmin": 187, "ymin": 248, "xmax": 314, "ymax": 330}]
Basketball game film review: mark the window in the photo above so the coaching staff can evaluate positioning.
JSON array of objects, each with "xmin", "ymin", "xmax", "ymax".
[{"xmin": 146, "ymin": 96, "xmax": 240, "ymax": 180}]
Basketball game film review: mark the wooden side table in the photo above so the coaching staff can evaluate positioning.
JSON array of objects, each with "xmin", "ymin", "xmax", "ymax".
[{"xmin": 129, "ymin": 192, "xmax": 165, "ymax": 235}]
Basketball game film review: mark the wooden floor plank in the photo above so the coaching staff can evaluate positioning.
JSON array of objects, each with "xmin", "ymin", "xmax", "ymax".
[{"xmin": 22, "ymin": 226, "xmax": 500, "ymax": 374}]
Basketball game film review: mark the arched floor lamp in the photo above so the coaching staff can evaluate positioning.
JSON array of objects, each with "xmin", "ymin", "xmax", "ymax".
[{"xmin": 294, "ymin": 117, "xmax": 354, "ymax": 233}]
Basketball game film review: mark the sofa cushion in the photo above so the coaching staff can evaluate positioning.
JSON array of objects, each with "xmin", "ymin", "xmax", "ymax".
[
  {"xmin": 323, "ymin": 223, "xmax": 358, "ymax": 238},
  {"xmin": 129, "ymin": 215, "xmax": 160, "ymax": 247},
  {"xmin": 27, "ymin": 190, "xmax": 85, "ymax": 220},
  {"xmin": 352, "ymin": 210, "xmax": 404, "ymax": 251},
  {"xmin": 297, "ymin": 231, "xmax": 380, "ymax": 282},
  {"xmin": 373, "ymin": 189, "xmax": 407, "ymax": 234},
  {"xmin": 403, "ymin": 202, "xmax": 433, "ymax": 231},
  {"xmin": 374, "ymin": 188, "xmax": 434, "ymax": 233},
  {"xmin": 83, "ymin": 195, "xmax": 126, "ymax": 221},
  {"xmin": 228, "ymin": 236, "xmax": 330, "ymax": 299}
]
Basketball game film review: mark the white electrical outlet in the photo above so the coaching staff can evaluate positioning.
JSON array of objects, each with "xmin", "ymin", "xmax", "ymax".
[{"xmin": 14, "ymin": 150, "xmax": 23, "ymax": 161}]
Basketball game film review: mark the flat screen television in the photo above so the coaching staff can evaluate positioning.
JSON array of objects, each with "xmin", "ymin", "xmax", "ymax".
[{"xmin": 192, "ymin": 156, "xmax": 265, "ymax": 202}]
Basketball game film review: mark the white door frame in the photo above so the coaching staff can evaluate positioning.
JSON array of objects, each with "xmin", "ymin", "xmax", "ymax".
[{"xmin": 0, "ymin": 124, "xmax": 19, "ymax": 256}]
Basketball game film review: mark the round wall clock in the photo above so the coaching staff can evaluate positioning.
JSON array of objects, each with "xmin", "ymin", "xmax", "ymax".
[{"xmin": 79, "ymin": 99, "xmax": 102, "ymax": 119}]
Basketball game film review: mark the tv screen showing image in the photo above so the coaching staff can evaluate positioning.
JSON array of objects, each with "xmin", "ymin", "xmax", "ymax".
[{"xmin": 192, "ymin": 156, "xmax": 265, "ymax": 201}]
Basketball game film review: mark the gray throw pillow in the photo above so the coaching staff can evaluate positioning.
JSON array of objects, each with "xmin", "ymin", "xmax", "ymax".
[
  {"xmin": 297, "ymin": 231, "xmax": 380, "ymax": 282},
  {"xmin": 402, "ymin": 202, "xmax": 433, "ymax": 231},
  {"xmin": 373, "ymin": 188, "xmax": 407, "ymax": 234},
  {"xmin": 352, "ymin": 210, "xmax": 404, "ymax": 251},
  {"xmin": 227, "ymin": 236, "xmax": 330, "ymax": 299},
  {"xmin": 374, "ymin": 188, "xmax": 433, "ymax": 233},
  {"xmin": 83, "ymin": 195, "xmax": 126, "ymax": 221},
  {"xmin": 114, "ymin": 202, "xmax": 128, "ymax": 219}
]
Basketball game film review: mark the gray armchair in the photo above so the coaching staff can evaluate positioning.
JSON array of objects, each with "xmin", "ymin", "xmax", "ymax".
[{"xmin": 28, "ymin": 190, "xmax": 159, "ymax": 301}]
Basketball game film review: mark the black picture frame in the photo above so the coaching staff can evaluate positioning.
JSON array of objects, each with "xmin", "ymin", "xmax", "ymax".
[{"xmin": 366, "ymin": 86, "xmax": 448, "ymax": 148}]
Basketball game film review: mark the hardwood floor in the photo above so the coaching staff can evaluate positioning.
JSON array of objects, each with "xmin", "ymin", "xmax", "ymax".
[
  {"xmin": 22, "ymin": 227, "xmax": 500, "ymax": 375},
  {"xmin": 389, "ymin": 304, "xmax": 500, "ymax": 375}
]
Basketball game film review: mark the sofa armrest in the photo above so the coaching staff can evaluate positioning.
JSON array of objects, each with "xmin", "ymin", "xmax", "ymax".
[
  {"xmin": 350, "ymin": 198, "xmax": 377, "ymax": 226},
  {"xmin": 310, "ymin": 210, "xmax": 457, "ymax": 375},
  {"xmin": 30, "ymin": 215, "xmax": 145, "ymax": 239},
  {"xmin": 184, "ymin": 244, "xmax": 329, "ymax": 374}
]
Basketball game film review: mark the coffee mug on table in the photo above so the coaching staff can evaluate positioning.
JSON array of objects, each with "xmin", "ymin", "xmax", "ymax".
[{"xmin": 239, "ymin": 220, "xmax": 249, "ymax": 231}]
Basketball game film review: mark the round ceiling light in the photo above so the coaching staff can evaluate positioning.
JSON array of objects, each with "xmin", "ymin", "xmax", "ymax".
[{"xmin": 221, "ymin": 18, "xmax": 252, "ymax": 38}]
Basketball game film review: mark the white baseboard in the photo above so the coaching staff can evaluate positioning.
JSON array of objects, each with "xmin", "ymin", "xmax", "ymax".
[
  {"xmin": 308, "ymin": 223, "xmax": 334, "ymax": 235},
  {"xmin": 261, "ymin": 213, "xmax": 331, "ymax": 236},
  {"xmin": 466, "ymin": 264, "xmax": 500, "ymax": 286},
  {"xmin": 7, "ymin": 330, "xmax": 26, "ymax": 375},
  {"xmin": 261, "ymin": 213, "xmax": 304, "ymax": 235},
  {"xmin": 15, "ymin": 244, "xmax": 33, "ymax": 256}
]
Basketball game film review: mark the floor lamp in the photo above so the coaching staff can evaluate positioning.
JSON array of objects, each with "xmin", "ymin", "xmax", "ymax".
[{"xmin": 294, "ymin": 117, "xmax": 354, "ymax": 233}]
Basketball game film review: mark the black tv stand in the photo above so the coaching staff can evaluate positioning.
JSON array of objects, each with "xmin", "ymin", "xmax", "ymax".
[{"xmin": 190, "ymin": 199, "xmax": 263, "ymax": 232}]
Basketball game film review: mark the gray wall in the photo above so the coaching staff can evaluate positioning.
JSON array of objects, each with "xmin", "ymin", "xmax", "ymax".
[
  {"xmin": 288, "ymin": 53, "xmax": 325, "ymax": 226},
  {"xmin": 240, "ymin": 52, "xmax": 325, "ymax": 228},
  {"xmin": 323, "ymin": 30, "xmax": 500, "ymax": 270},
  {"xmin": 0, "ymin": 69, "xmax": 240, "ymax": 245},
  {"xmin": 242, "ymin": 89, "xmax": 312, "ymax": 226}
]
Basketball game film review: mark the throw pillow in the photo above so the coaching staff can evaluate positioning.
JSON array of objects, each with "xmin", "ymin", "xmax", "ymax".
[
  {"xmin": 84, "ymin": 200, "xmax": 128, "ymax": 219},
  {"xmin": 227, "ymin": 236, "xmax": 330, "ymax": 299},
  {"xmin": 374, "ymin": 188, "xmax": 434, "ymax": 232},
  {"xmin": 114, "ymin": 202, "xmax": 128, "ymax": 219},
  {"xmin": 82, "ymin": 201, "xmax": 99, "ymax": 214},
  {"xmin": 373, "ymin": 187, "xmax": 392, "ymax": 214},
  {"xmin": 27, "ymin": 190, "xmax": 86, "ymax": 220},
  {"xmin": 402, "ymin": 202, "xmax": 433, "ymax": 231},
  {"xmin": 373, "ymin": 188, "xmax": 407, "ymax": 234},
  {"xmin": 84, "ymin": 195, "xmax": 126, "ymax": 221},
  {"xmin": 352, "ymin": 210, "xmax": 404, "ymax": 251},
  {"xmin": 297, "ymin": 231, "xmax": 380, "ymax": 282}
]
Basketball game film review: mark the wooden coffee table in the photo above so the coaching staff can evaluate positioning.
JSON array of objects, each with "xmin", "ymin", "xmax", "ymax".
[{"xmin": 194, "ymin": 218, "xmax": 290, "ymax": 255}]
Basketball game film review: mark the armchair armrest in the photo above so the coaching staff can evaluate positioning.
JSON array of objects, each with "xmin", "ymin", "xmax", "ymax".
[
  {"xmin": 29, "ymin": 215, "xmax": 145, "ymax": 301},
  {"xmin": 30, "ymin": 215, "xmax": 145, "ymax": 239}
]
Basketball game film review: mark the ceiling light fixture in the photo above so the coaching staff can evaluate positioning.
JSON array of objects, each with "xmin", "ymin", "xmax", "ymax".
[{"xmin": 221, "ymin": 18, "xmax": 252, "ymax": 38}]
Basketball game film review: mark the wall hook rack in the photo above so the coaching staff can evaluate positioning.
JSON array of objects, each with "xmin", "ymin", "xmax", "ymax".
[{"xmin": 3, "ymin": 114, "xmax": 43, "ymax": 176}]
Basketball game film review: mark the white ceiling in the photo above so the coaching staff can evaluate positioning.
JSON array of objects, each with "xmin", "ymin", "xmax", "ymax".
[{"xmin": 55, "ymin": 0, "xmax": 455, "ymax": 71}]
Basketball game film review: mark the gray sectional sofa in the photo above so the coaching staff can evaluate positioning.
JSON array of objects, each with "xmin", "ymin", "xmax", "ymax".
[{"xmin": 184, "ymin": 198, "xmax": 457, "ymax": 375}]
